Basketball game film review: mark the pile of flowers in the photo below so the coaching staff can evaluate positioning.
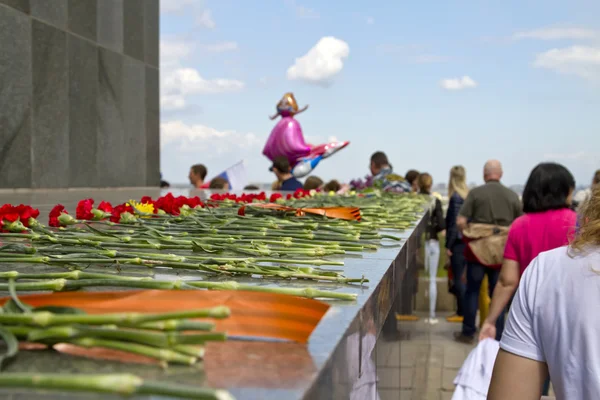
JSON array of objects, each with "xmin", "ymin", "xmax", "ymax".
[
  {"xmin": 48, "ymin": 193, "xmax": 207, "ymax": 227},
  {"xmin": 42, "ymin": 188, "xmax": 371, "ymax": 228},
  {"xmin": 0, "ymin": 204, "xmax": 41, "ymax": 232}
]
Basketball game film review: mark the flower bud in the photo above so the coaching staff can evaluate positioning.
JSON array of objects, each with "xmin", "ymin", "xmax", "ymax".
[{"xmin": 58, "ymin": 213, "xmax": 76, "ymax": 226}]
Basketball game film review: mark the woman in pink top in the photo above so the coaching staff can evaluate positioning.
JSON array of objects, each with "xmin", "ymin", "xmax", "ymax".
[{"xmin": 480, "ymin": 162, "xmax": 576, "ymax": 342}]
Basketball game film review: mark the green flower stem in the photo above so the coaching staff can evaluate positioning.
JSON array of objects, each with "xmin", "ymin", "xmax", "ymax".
[
  {"xmin": 27, "ymin": 325, "xmax": 226, "ymax": 348},
  {"xmin": 70, "ymin": 337, "xmax": 196, "ymax": 365},
  {"xmin": 186, "ymin": 281, "xmax": 357, "ymax": 301},
  {"xmin": 172, "ymin": 345, "xmax": 205, "ymax": 358},
  {"xmin": 140, "ymin": 320, "xmax": 215, "ymax": 332},
  {"xmin": 0, "ymin": 306, "xmax": 230, "ymax": 327},
  {"xmin": 0, "ymin": 270, "xmax": 151, "ymax": 282},
  {"xmin": 0, "ymin": 373, "xmax": 235, "ymax": 399}
]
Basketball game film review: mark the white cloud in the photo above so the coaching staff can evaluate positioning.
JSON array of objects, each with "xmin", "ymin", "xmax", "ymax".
[
  {"xmin": 201, "ymin": 41, "xmax": 238, "ymax": 52},
  {"xmin": 287, "ymin": 36, "xmax": 350, "ymax": 85},
  {"xmin": 366, "ymin": 16, "xmax": 375, "ymax": 25},
  {"xmin": 440, "ymin": 76, "xmax": 477, "ymax": 90},
  {"xmin": 533, "ymin": 46, "xmax": 600, "ymax": 81},
  {"xmin": 258, "ymin": 77, "xmax": 269, "ymax": 85},
  {"xmin": 161, "ymin": 68, "xmax": 245, "ymax": 110},
  {"xmin": 160, "ymin": 1, "xmax": 215, "ymax": 28},
  {"xmin": 161, "ymin": 39, "xmax": 194, "ymax": 63},
  {"xmin": 197, "ymin": 9, "xmax": 216, "ymax": 29},
  {"xmin": 513, "ymin": 27, "xmax": 599, "ymax": 41},
  {"xmin": 285, "ymin": 0, "xmax": 320, "ymax": 19},
  {"xmin": 161, "ymin": 121, "xmax": 261, "ymax": 154}
]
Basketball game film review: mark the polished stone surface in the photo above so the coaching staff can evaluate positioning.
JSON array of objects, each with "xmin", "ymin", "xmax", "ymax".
[
  {"xmin": 31, "ymin": 0, "xmax": 67, "ymax": 28},
  {"xmin": 0, "ymin": 189, "xmax": 425, "ymax": 400},
  {"xmin": 67, "ymin": 0, "xmax": 96, "ymax": 41},
  {"xmin": 0, "ymin": 0, "xmax": 29, "ymax": 13},
  {"xmin": 0, "ymin": 5, "xmax": 32, "ymax": 189},
  {"xmin": 144, "ymin": 0, "xmax": 159, "ymax": 67},
  {"xmin": 97, "ymin": 47, "xmax": 125, "ymax": 187},
  {"xmin": 0, "ymin": 0, "xmax": 159, "ymax": 189},
  {"xmin": 145, "ymin": 67, "xmax": 160, "ymax": 186},
  {"xmin": 31, "ymin": 19, "xmax": 69, "ymax": 188},
  {"xmin": 68, "ymin": 34, "xmax": 99, "ymax": 187},
  {"xmin": 123, "ymin": 0, "xmax": 144, "ymax": 61},
  {"xmin": 96, "ymin": 0, "xmax": 123, "ymax": 53},
  {"xmin": 122, "ymin": 57, "xmax": 147, "ymax": 186}
]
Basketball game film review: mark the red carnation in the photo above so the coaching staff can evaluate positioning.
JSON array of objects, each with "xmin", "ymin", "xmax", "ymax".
[
  {"xmin": 97, "ymin": 201, "xmax": 113, "ymax": 214},
  {"xmin": 0, "ymin": 204, "xmax": 20, "ymax": 223},
  {"xmin": 140, "ymin": 196, "xmax": 154, "ymax": 204},
  {"xmin": 293, "ymin": 189, "xmax": 310, "ymax": 199},
  {"xmin": 14, "ymin": 204, "xmax": 40, "ymax": 227},
  {"xmin": 269, "ymin": 193, "xmax": 283, "ymax": 202},
  {"xmin": 155, "ymin": 193, "xmax": 177, "ymax": 215},
  {"xmin": 76, "ymin": 199, "xmax": 95, "ymax": 220},
  {"xmin": 110, "ymin": 203, "xmax": 134, "ymax": 223},
  {"xmin": 185, "ymin": 196, "xmax": 203, "ymax": 208},
  {"xmin": 210, "ymin": 193, "xmax": 224, "ymax": 201},
  {"xmin": 49, "ymin": 204, "xmax": 68, "ymax": 227}
]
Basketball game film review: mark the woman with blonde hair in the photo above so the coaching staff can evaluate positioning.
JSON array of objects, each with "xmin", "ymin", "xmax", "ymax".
[
  {"xmin": 445, "ymin": 166, "xmax": 470, "ymax": 322},
  {"xmin": 488, "ymin": 184, "xmax": 595, "ymax": 400},
  {"xmin": 419, "ymin": 173, "xmax": 446, "ymax": 324}
]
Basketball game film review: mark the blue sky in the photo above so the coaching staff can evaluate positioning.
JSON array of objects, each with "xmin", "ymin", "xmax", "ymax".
[{"xmin": 159, "ymin": 0, "xmax": 600, "ymax": 188}]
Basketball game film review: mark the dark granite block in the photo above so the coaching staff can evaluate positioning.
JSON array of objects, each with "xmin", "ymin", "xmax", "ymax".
[
  {"xmin": 97, "ymin": 0, "xmax": 122, "ymax": 53},
  {"xmin": 145, "ymin": 66, "xmax": 160, "ymax": 186},
  {"xmin": 121, "ymin": 57, "xmax": 146, "ymax": 186},
  {"xmin": 68, "ymin": 34, "xmax": 98, "ymax": 187},
  {"xmin": 0, "ymin": 6, "xmax": 32, "ymax": 188},
  {"xmin": 97, "ymin": 47, "xmax": 125, "ymax": 187},
  {"xmin": 31, "ymin": 20, "xmax": 68, "ymax": 189},
  {"xmin": 68, "ymin": 0, "xmax": 96, "ymax": 41},
  {"xmin": 144, "ymin": 0, "xmax": 158, "ymax": 67},
  {"xmin": 123, "ymin": 0, "xmax": 144, "ymax": 61},
  {"xmin": 0, "ymin": 0, "xmax": 29, "ymax": 14},
  {"xmin": 30, "ymin": 0, "xmax": 67, "ymax": 28}
]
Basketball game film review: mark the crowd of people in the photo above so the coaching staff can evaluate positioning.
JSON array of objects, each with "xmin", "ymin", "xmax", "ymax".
[
  {"xmin": 437, "ymin": 160, "xmax": 600, "ymax": 399},
  {"xmin": 163, "ymin": 152, "xmax": 600, "ymax": 398}
]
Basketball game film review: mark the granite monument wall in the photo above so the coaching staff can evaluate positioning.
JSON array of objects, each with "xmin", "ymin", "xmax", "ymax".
[{"xmin": 0, "ymin": 0, "xmax": 159, "ymax": 189}]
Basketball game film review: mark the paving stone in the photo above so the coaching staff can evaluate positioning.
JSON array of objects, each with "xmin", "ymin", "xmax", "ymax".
[
  {"xmin": 379, "ymin": 388, "xmax": 403, "ymax": 400},
  {"xmin": 442, "ymin": 368, "xmax": 458, "ymax": 391},
  {"xmin": 440, "ymin": 391, "xmax": 454, "ymax": 400},
  {"xmin": 378, "ymin": 367, "xmax": 401, "ymax": 389},
  {"xmin": 444, "ymin": 346, "xmax": 467, "ymax": 368}
]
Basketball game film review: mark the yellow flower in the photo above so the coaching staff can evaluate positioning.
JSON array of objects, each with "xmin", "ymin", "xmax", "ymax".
[{"xmin": 128, "ymin": 200, "xmax": 154, "ymax": 216}]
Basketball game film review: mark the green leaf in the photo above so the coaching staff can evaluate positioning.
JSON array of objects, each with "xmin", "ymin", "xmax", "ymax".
[
  {"xmin": 0, "ymin": 244, "xmax": 36, "ymax": 255},
  {"xmin": 192, "ymin": 241, "xmax": 219, "ymax": 253},
  {"xmin": 84, "ymin": 223, "xmax": 121, "ymax": 239},
  {"xmin": 2, "ymin": 299, "xmax": 29, "ymax": 314},
  {"xmin": 0, "ymin": 327, "xmax": 18, "ymax": 370},
  {"xmin": 8, "ymin": 279, "xmax": 31, "ymax": 314},
  {"xmin": 33, "ymin": 306, "xmax": 86, "ymax": 315}
]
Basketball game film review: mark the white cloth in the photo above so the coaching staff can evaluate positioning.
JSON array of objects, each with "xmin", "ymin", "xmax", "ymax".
[
  {"xmin": 217, "ymin": 160, "xmax": 248, "ymax": 190},
  {"xmin": 452, "ymin": 339, "xmax": 500, "ymax": 400},
  {"xmin": 346, "ymin": 333, "xmax": 380, "ymax": 400},
  {"xmin": 501, "ymin": 246, "xmax": 600, "ymax": 399},
  {"xmin": 425, "ymin": 239, "xmax": 440, "ymax": 318}
]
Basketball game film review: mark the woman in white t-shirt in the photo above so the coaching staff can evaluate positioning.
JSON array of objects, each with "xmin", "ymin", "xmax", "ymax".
[{"xmin": 488, "ymin": 185, "xmax": 600, "ymax": 399}]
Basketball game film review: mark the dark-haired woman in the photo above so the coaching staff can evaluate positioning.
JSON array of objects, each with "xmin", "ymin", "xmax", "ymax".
[
  {"xmin": 480, "ymin": 163, "xmax": 576, "ymax": 341},
  {"xmin": 481, "ymin": 163, "xmax": 575, "ymax": 395}
]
